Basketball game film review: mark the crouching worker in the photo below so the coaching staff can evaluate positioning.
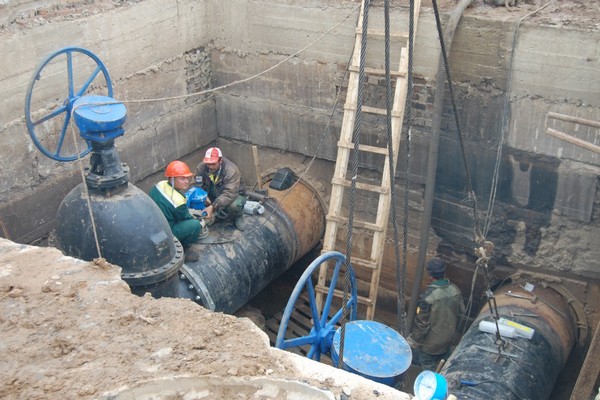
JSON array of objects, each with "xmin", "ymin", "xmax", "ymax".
[
  {"xmin": 407, "ymin": 258, "xmax": 465, "ymax": 371},
  {"xmin": 149, "ymin": 160, "xmax": 208, "ymax": 262},
  {"xmin": 195, "ymin": 147, "xmax": 248, "ymax": 231}
]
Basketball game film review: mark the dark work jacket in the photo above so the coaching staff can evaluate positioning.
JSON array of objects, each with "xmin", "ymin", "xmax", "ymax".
[
  {"xmin": 412, "ymin": 279, "xmax": 465, "ymax": 355},
  {"xmin": 195, "ymin": 157, "xmax": 246, "ymax": 213}
]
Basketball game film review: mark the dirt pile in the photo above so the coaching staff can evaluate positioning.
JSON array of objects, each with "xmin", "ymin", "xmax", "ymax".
[{"xmin": 0, "ymin": 238, "xmax": 408, "ymax": 399}]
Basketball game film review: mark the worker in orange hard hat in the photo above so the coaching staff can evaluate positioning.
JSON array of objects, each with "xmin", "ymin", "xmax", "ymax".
[
  {"xmin": 195, "ymin": 147, "xmax": 248, "ymax": 231},
  {"xmin": 149, "ymin": 160, "xmax": 208, "ymax": 262}
]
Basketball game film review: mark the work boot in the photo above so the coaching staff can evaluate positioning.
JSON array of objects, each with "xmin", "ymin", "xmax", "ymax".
[
  {"xmin": 184, "ymin": 248, "xmax": 199, "ymax": 262},
  {"xmin": 197, "ymin": 226, "xmax": 209, "ymax": 240},
  {"xmin": 234, "ymin": 215, "xmax": 247, "ymax": 231}
]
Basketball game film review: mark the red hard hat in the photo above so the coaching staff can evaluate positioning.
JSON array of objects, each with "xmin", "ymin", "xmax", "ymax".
[
  {"xmin": 203, "ymin": 147, "xmax": 223, "ymax": 164},
  {"xmin": 165, "ymin": 160, "xmax": 193, "ymax": 178}
]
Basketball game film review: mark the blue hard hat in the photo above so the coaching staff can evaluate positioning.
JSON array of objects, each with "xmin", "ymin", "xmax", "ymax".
[{"xmin": 426, "ymin": 258, "xmax": 446, "ymax": 278}]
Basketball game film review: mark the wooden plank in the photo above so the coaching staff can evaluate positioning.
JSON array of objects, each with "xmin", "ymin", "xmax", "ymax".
[
  {"xmin": 546, "ymin": 128, "xmax": 600, "ymax": 154},
  {"xmin": 349, "ymin": 255, "xmax": 378, "ymax": 270},
  {"xmin": 349, "ymin": 65, "xmax": 406, "ymax": 77},
  {"xmin": 325, "ymin": 214, "xmax": 385, "ymax": 232},
  {"xmin": 251, "ymin": 145, "xmax": 263, "ymax": 190},
  {"xmin": 342, "ymin": 104, "xmax": 403, "ymax": 118},
  {"xmin": 314, "ymin": 285, "xmax": 374, "ymax": 306},
  {"xmin": 337, "ymin": 140, "xmax": 389, "ymax": 155},
  {"xmin": 331, "ymin": 177, "xmax": 390, "ymax": 194},
  {"xmin": 361, "ymin": 105, "xmax": 403, "ymax": 117}
]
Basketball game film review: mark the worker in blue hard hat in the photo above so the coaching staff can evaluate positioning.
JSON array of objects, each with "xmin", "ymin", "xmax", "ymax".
[
  {"xmin": 195, "ymin": 147, "xmax": 248, "ymax": 231},
  {"xmin": 149, "ymin": 160, "xmax": 208, "ymax": 262},
  {"xmin": 407, "ymin": 257, "xmax": 465, "ymax": 371}
]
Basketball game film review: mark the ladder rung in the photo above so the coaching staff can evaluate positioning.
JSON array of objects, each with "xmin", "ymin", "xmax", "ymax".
[
  {"xmin": 331, "ymin": 177, "xmax": 389, "ymax": 195},
  {"xmin": 362, "ymin": 105, "xmax": 402, "ymax": 117},
  {"xmin": 320, "ymin": 244, "xmax": 380, "ymax": 270},
  {"xmin": 338, "ymin": 140, "xmax": 389, "ymax": 155},
  {"xmin": 349, "ymin": 256, "xmax": 378, "ymax": 270},
  {"xmin": 348, "ymin": 65, "xmax": 406, "ymax": 78},
  {"xmin": 326, "ymin": 214, "xmax": 384, "ymax": 232},
  {"xmin": 356, "ymin": 28, "xmax": 408, "ymax": 39},
  {"xmin": 343, "ymin": 104, "xmax": 402, "ymax": 118},
  {"xmin": 315, "ymin": 285, "xmax": 374, "ymax": 305},
  {"xmin": 357, "ymin": 295, "xmax": 374, "ymax": 306}
]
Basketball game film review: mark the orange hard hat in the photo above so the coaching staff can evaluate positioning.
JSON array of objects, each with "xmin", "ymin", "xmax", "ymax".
[
  {"xmin": 165, "ymin": 160, "xmax": 193, "ymax": 178},
  {"xmin": 203, "ymin": 147, "xmax": 223, "ymax": 164}
]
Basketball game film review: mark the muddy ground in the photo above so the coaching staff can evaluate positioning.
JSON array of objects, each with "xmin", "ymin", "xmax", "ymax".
[{"xmin": 0, "ymin": 238, "xmax": 409, "ymax": 399}]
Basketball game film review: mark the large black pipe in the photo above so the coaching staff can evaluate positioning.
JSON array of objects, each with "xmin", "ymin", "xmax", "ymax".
[
  {"xmin": 179, "ymin": 200, "xmax": 296, "ymax": 313},
  {"xmin": 179, "ymin": 176, "xmax": 326, "ymax": 314},
  {"xmin": 441, "ymin": 283, "xmax": 576, "ymax": 400},
  {"xmin": 56, "ymin": 182, "xmax": 185, "ymax": 298}
]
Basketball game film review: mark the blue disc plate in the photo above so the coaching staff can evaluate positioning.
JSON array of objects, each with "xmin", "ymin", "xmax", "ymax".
[{"xmin": 332, "ymin": 320, "xmax": 412, "ymax": 379}]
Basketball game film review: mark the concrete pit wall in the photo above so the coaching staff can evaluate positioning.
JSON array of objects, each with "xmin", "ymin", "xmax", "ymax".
[
  {"xmin": 0, "ymin": 1, "xmax": 599, "ymax": 322},
  {"xmin": 0, "ymin": 0, "xmax": 218, "ymax": 243}
]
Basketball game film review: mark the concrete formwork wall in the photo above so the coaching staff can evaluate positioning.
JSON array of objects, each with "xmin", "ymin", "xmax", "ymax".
[
  {"xmin": 431, "ymin": 17, "xmax": 600, "ymax": 282},
  {"xmin": 0, "ymin": 0, "xmax": 218, "ymax": 242},
  {"xmin": 0, "ymin": 1, "xmax": 599, "ymax": 308},
  {"xmin": 206, "ymin": 0, "xmax": 600, "ymax": 309}
]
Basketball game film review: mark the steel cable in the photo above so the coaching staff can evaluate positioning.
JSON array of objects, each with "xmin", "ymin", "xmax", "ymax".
[
  {"xmin": 431, "ymin": 0, "xmax": 484, "ymax": 245},
  {"xmin": 338, "ymin": 0, "xmax": 371, "ymax": 369}
]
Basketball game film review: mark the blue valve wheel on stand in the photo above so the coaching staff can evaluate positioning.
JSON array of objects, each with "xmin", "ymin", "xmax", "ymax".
[
  {"xmin": 276, "ymin": 251, "xmax": 412, "ymax": 387},
  {"xmin": 24, "ymin": 46, "xmax": 114, "ymax": 161}
]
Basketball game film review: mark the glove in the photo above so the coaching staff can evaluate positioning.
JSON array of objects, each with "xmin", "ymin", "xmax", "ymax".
[
  {"xmin": 406, "ymin": 334, "xmax": 418, "ymax": 349},
  {"xmin": 190, "ymin": 209, "xmax": 206, "ymax": 219}
]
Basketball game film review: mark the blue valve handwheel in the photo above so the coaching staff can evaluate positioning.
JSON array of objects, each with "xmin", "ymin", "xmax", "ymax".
[
  {"xmin": 275, "ymin": 251, "xmax": 358, "ymax": 361},
  {"xmin": 24, "ymin": 47, "xmax": 113, "ymax": 162}
]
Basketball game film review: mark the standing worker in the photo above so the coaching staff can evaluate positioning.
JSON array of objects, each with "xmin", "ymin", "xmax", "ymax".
[
  {"xmin": 149, "ymin": 160, "xmax": 207, "ymax": 262},
  {"xmin": 408, "ymin": 258, "xmax": 465, "ymax": 371},
  {"xmin": 195, "ymin": 147, "xmax": 248, "ymax": 231}
]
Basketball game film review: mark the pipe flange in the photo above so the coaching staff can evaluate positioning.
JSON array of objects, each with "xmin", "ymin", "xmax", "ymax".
[
  {"xmin": 178, "ymin": 265, "xmax": 216, "ymax": 311},
  {"xmin": 544, "ymin": 281, "xmax": 589, "ymax": 349},
  {"xmin": 121, "ymin": 238, "xmax": 184, "ymax": 286},
  {"xmin": 84, "ymin": 165, "xmax": 130, "ymax": 189}
]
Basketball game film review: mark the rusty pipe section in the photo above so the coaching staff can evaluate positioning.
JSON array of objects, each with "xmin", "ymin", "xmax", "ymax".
[
  {"xmin": 442, "ymin": 283, "xmax": 576, "ymax": 400},
  {"xmin": 264, "ymin": 177, "xmax": 326, "ymax": 261},
  {"xmin": 178, "ymin": 176, "xmax": 326, "ymax": 314}
]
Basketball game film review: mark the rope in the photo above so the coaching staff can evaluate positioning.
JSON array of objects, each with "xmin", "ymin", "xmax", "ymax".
[
  {"xmin": 120, "ymin": 9, "xmax": 359, "ymax": 106},
  {"xmin": 68, "ymin": 105, "xmax": 103, "ymax": 259},
  {"xmin": 339, "ymin": 0, "xmax": 371, "ymax": 369}
]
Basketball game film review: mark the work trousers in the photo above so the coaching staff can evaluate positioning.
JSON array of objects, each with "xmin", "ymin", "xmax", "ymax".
[{"xmin": 172, "ymin": 219, "xmax": 201, "ymax": 247}]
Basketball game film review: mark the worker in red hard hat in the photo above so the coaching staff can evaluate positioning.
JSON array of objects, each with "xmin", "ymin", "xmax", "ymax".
[
  {"xmin": 195, "ymin": 147, "xmax": 248, "ymax": 231},
  {"xmin": 149, "ymin": 160, "xmax": 208, "ymax": 262}
]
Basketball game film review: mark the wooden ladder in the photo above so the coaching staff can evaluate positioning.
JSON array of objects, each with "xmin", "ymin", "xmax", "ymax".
[{"xmin": 316, "ymin": 1, "xmax": 422, "ymax": 320}]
